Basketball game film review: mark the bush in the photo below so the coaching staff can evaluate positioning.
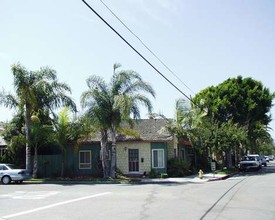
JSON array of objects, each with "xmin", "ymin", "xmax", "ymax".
[
  {"xmin": 148, "ymin": 169, "xmax": 159, "ymax": 178},
  {"xmin": 167, "ymin": 158, "xmax": 193, "ymax": 177},
  {"xmin": 160, "ymin": 173, "xmax": 168, "ymax": 178}
]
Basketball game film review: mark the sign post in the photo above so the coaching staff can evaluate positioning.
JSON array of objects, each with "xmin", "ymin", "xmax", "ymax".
[{"xmin": 211, "ymin": 162, "xmax": 216, "ymax": 177}]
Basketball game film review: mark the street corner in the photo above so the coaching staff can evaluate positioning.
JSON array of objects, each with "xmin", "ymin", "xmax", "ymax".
[{"xmin": 204, "ymin": 173, "xmax": 230, "ymax": 182}]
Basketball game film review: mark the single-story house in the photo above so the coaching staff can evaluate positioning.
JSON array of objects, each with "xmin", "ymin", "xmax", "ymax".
[
  {"xmin": 0, "ymin": 136, "xmax": 7, "ymax": 157},
  {"xmin": 115, "ymin": 119, "xmax": 176, "ymax": 176},
  {"xmin": 36, "ymin": 119, "xmax": 194, "ymax": 178}
]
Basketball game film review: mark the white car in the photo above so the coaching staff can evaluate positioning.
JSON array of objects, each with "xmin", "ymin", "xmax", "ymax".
[
  {"xmin": 264, "ymin": 156, "xmax": 270, "ymax": 163},
  {"xmin": 0, "ymin": 163, "xmax": 31, "ymax": 184},
  {"xmin": 259, "ymin": 155, "xmax": 267, "ymax": 166},
  {"xmin": 239, "ymin": 155, "xmax": 261, "ymax": 171},
  {"xmin": 268, "ymin": 155, "xmax": 274, "ymax": 161}
]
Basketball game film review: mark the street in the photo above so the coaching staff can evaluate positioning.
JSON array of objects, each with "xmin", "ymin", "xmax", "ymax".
[{"xmin": 1, "ymin": 162, "xmax": 275, "ymax": 220}]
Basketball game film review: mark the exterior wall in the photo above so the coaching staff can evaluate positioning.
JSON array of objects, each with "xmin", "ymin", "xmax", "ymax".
[
  {"xmin": 65, "ymin": 143, "xmax": 101, "ymax": 177},
  {"xmin": 116, "ymin": 142, "xmax": 151, "ymax": 175},
  {"xmin": 173, "ymin": 135, "xmax": 178, "ymax": 158},
  {"xmin": 167, "ymin": 139, "xmax": 176, "ymax": 160},
  {"xmin": 36, "ymin": 143, "xmax": 101, "ymax": 178},
  {"xmin": 37, "ymin": 154, "xmax": 61, "ymax": 177}
]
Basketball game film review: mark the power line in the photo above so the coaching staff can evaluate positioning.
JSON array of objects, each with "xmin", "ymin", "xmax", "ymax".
[
  {"xmin": 98, "ymin": 0, "xmax": 196, "ymax": 95},
  {"xmin": 81, "ymin": 0, "xmax": 193, "ymax": 103}
]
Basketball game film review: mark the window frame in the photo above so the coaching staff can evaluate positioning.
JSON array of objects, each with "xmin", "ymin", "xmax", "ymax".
[
  {"xmin": 0, "ymin": 147, "xmax": 6, "ymax": 157},
  {"xmin": 152, "ymin": 149, "xmax": 165, "ymax": 169},
  {"xmin": 79, "ymin": 150, "xmax": 92, "ymax": 169}
]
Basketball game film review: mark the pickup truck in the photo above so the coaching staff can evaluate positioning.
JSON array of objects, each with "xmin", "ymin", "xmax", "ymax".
[{"xmin": 238, "ymin": 155, "xmax": 261, "ymax": 171}]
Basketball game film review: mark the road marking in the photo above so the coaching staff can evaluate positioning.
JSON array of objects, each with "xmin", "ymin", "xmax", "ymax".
[
  {"xmin": 2, "ymin": 192, "xmax": 111, "ymax": 219},
  {"xmin": 0, "ymin": 191, "xmax": 59, "ymax": 200}
]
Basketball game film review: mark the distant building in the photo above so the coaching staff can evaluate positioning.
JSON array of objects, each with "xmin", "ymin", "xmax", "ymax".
[{"xmin": 0, "ymin": 122, "xmax": 7, "ymax": 157}]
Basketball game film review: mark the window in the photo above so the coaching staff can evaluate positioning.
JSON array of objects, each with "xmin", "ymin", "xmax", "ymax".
[
  {"xmin": 152, "ymin": 149, "xmax": 164, "ymax": 168},
  {"xmin": 0, "ymin": 147, "xmax": 6, "ymax": 157},
  {"xmin": 79, "ymin": 150, "xmax": 91, "ymax": 169}
]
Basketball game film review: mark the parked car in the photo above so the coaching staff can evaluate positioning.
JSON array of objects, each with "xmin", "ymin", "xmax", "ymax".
[
  {"xmin": 264, "ymin": 156, "xmax": 270, "ymax": 163},
  {"xmin": 268, "ymin": 155, "xmax": 274, "ymax": 161},
  {"xmin": 238, "ymin": 155, "xmax": 261, "ymax": 171},
  {"xmin": 0, "ymin": 163, "xmax": 31, "ymax": 184},
  {"xmin": 259, "ymin": 155, "xmax": 267, "ymax": 167}
]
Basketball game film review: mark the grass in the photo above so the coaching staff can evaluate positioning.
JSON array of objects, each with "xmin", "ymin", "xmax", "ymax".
[
  {"xmin": 215, "ymin": 167, "xmax": 238, "ymax": 175},
  {"xmin": 27, "ymin": 176, "xmax": 141, "ymax": 184}
]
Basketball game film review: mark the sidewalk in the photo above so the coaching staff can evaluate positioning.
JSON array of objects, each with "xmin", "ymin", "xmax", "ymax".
[
  {"xmin": 22, "ymin": 173, "xmax": 233, "ymax": 185},
  {"xmin": 140, "ymin": 173, "xmax": 230, "ymax": 184}
]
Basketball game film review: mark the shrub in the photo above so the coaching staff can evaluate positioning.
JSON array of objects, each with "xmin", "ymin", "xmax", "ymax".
[
  {"xmin": 160, "ymin": 173, "xmax": 168, "ymax": 178},
  {"xmin": 148, "ymin": 169, "xmax": 159, "ymax": 178},
  {"xmin": 167, "ymin": 158, "xmax": 193, "ymax": 177}
]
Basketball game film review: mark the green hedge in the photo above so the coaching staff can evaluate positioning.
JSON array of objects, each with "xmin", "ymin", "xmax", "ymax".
[{"xmin": 167, "ymin": 158, "xmax": 193, "ymax": 177}]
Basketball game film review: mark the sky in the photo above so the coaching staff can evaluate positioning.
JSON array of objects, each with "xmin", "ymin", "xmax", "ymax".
[{"xmin": 0, "ymin": 0, "xmax": 275, "ymax": 138}]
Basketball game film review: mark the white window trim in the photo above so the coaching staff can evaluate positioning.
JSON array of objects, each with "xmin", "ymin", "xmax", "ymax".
[
  {"xmin": 152, "ymin": 149, "xmax": 165, "ymax": 169},
  {"xmin": 79, "ymin": 150, "xmax": 92, "ymax": 169}
]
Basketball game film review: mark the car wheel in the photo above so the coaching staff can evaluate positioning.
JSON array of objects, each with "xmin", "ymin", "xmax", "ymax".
[
  {"xmin": 264, "ymin": 163, "xmax": 267, "ymax": 167},
  {"xmin": 1, "ymin": 176, "xmax": 11, "ymax": 185}
]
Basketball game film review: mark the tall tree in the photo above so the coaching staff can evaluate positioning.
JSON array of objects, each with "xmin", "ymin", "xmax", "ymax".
[
  {"xmin": 53, "ymin": 107, "xmax": 71, "ymax": 177},
  {"xmin": 163, "ymin": 99, "xmax": 208, "ymax": 169},
  {"xmin": 213, "ymin": 120, "xmax": 248, "ymax": 167},
  {"xmin": 81, "ymin": 63, "xmax": 155, "ymax": 178},
  {"xmin": 0, "ymin": 63, "xmax": 76, "ymax": 171},
  {"xmin": 30, "ymin": 115, "xmax": 53, "ymax": 178},
  {"xmin": 192, "ymin": 76, "xmax": 274, "ymax": 152},
  {"xmin": 164, "ymin": 99, "xmax": 248, "ymax": 169}
]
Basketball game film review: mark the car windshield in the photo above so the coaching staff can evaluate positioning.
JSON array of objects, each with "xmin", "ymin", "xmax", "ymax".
[
  {"xmin": 5, "ymin": 164, "xmax": 19, "ymax": 169},
  {"xmin": 242, "ymin": 156, "xmax": 256, "ymax": 161}
]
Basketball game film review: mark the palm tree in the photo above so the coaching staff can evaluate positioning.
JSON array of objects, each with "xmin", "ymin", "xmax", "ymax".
[
  {"xmin": 53, "ymin": 108, "xmax": 70, "ymax": 177},
  {"xmin": 0, "ymin": 63, "xmax": 76, "ymax": 172},
  {"xmin": 81, "ymin": 63, "xmax": 155, "ymax": 178},
  {"xmin": 163, "ymin": 99, "xmax": 208, "ymax": 170},
  {"xmin": 30, "ymin": 115, "xmax": 53, "ymax": 178}
]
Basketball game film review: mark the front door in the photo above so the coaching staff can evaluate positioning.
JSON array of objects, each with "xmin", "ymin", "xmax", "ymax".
[{"xmin": 128, "ymin": 149, "xmax": 139, "ymax": 172}]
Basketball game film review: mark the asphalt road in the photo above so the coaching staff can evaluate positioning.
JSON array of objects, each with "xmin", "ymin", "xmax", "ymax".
[{"xmin": 1, "ymin": 162, "xmax": 275, "ymax": 220}]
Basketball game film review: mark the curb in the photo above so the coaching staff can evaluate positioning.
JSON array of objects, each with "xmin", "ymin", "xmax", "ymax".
[
  {"xmin": 20, "ymin": 172, "xmax": 239, "ymax": 185},
  {"xmin": 207, "ymin": 174, "xmax": 230, "ymax": 182},
  {"xmin": 207, "ymin": 171, "xmax": 239, "ymax": 182}
]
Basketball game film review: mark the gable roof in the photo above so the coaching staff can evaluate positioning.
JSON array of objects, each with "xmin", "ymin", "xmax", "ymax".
[
  {"xmin": 117, "ymin": 119, "xmax": 172, "ymax": 142},
  {"xmin": 90, "ymin": 119, "xmax": 172, "ymax": 142}
]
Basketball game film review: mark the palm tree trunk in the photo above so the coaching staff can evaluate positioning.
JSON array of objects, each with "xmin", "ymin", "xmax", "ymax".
[
  {"xmin": 100, "ymin": 130, "xmax": 109, "ymax": 178},
  {"xmin": 25, "ymin": 105, "xmax": 32, "ymax": 172},
  {"xmin": 110, "ymin": 125, "xmax": 116, "ymax": 179},
  {"xmin": 33, "ymin": 145, "xmax": 38, "ymax": 178}
]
